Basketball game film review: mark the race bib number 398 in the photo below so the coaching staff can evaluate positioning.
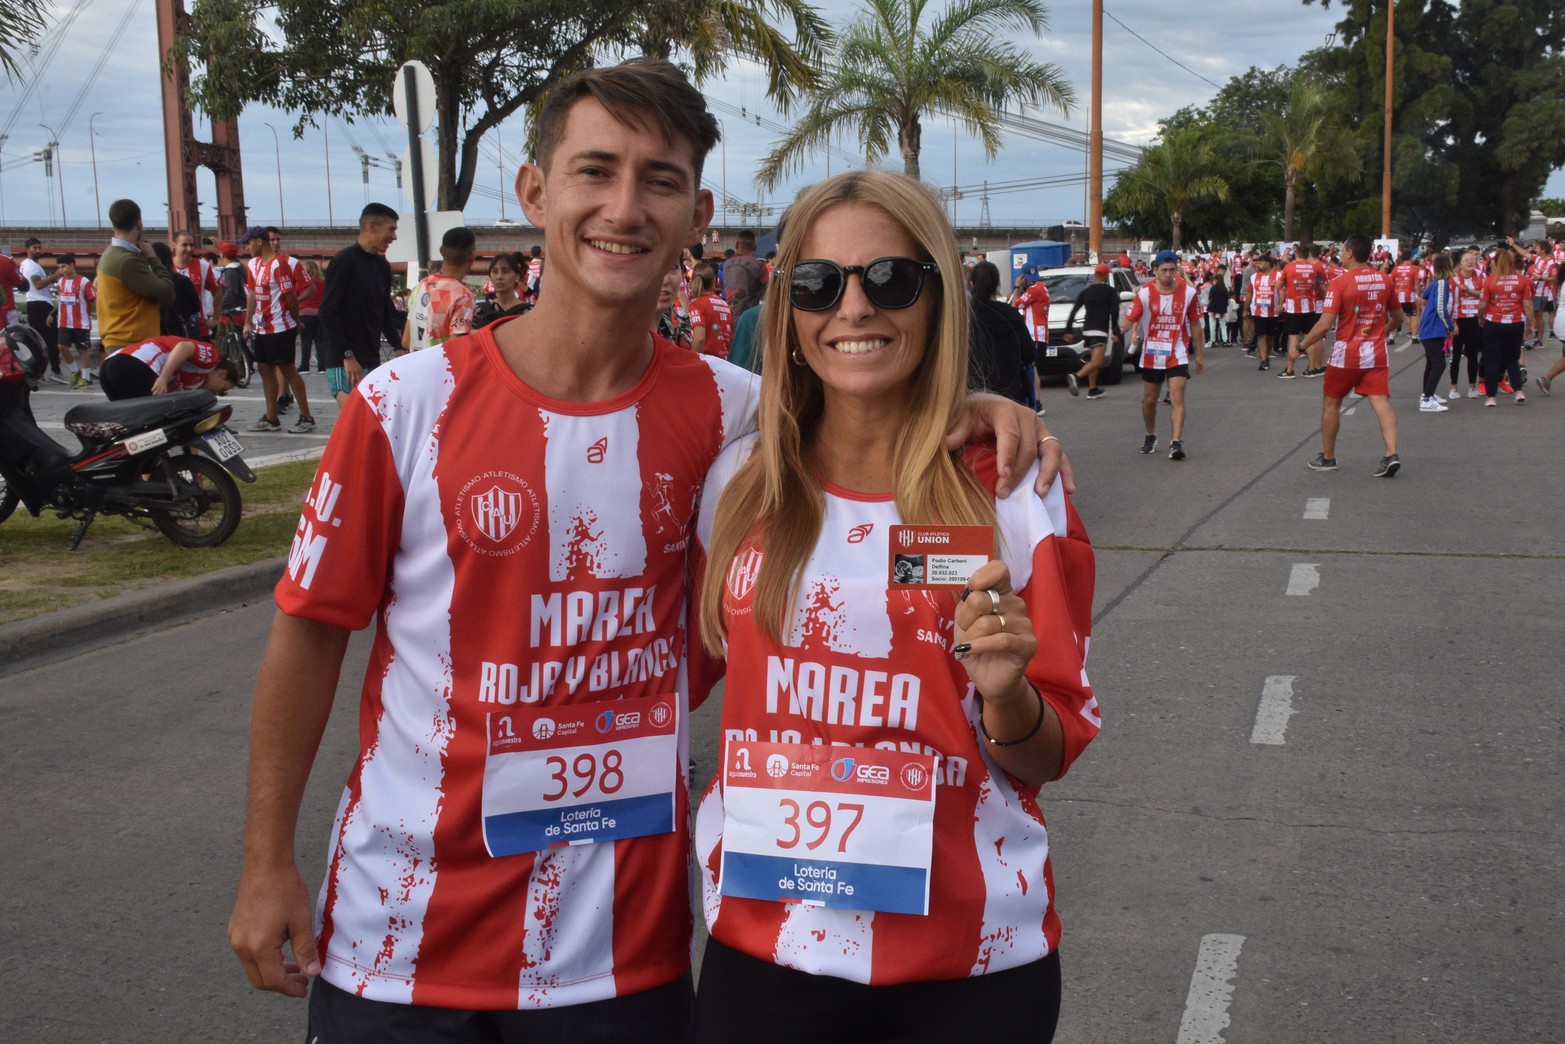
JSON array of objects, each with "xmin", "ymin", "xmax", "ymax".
[
  {"xmin": 481, "ymin": 692, "xmax": 679, "ymax": 857},
  {"xmin": 719, "ymin": 740, "xmax": 937, "ymax": 915}
]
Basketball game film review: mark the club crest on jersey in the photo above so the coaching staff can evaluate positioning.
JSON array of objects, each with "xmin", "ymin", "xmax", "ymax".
[
  {"xmin": 727, "ymin": 547, "xmax": 763, "ymax": 604},
  {"xmin": 847, "ymin": 523, "xmax": 874, "ymax": 544},
  {"xmin": 455, "ymin": 470, "xmax": 540, "ymax": 556}
]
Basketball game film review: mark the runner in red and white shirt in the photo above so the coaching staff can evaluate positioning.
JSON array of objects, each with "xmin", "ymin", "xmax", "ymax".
[
  {"xmin": 1013, "ymin": 274, "xmax": 1051, "ymax": 347},
  {"xmin": 173, "ymin": 230, "xmax": 223, "ymax": 337},
  {"xmin": 1245, "ymin": 254, "xmax": 1282, "ymax": 370},
  {"xmin": 1391, "ymin": 255, "xmax": 1423, "ymax": 329},
  {"xmin": 240, "ymin": 225, "xmax": 314, "ymax": 432},
  {"xmin": 687, "ymin": 262, "xmax": 733, "ymax": 359},
  {"xmin": 1299, "ymin": 232, "xmax": 1404, "ymax": 475},
  {"xmin": 1279, "ymin": 244, "xmax": 1325, "ymax": 378},
  {"xmin": 524, "ymin": 245, "xmax": 544, "ymax": 305},
  {"xmin": 1121, "ymin": 249, "xmax": 1204, "ymax": 460},
  {"xmin": 1478, "ymin": 239, "xmax": 1534, "ymax": 404},
  {"xmin": 52, "ymin": 254, "xmax": 98, "ymax": 387},
  {"xmin": 1527, "ymin": 242, "xmax": 1558, "ymax": 348},
  {"xmin": 403, "ymin": 227, "xmax": 477, "ymax": 351},
  {"xmin": 1449, "ymin": 248, "xmax": 1486, "ymax": 399},
  {"xmin": 98, "ymin": 334, "xmax": 235, "ymax": 400}
]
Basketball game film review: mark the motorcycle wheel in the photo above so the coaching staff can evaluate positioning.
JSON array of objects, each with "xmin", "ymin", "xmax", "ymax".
[
  {"xmin": 150, "ymin": 454, "xmax": 242, "ymax": 548},
  {"xmin": 0, "ymin": 474, "xmax": 17, "ymax": 524}
]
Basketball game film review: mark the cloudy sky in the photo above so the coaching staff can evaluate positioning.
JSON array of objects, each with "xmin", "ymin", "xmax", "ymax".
[{"xmin": 1, "ymin": 0, "xmax": 1560, "ymax": 233}]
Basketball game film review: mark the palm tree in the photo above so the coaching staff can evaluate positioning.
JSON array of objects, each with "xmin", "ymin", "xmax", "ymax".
[
  {"xmin": 1106, "ymin": 126, "xmax": 1229, "ymax": 251},
  {"xmin": 1254, "ymin": 76, "xmax": 1363, "ymax": 242},
  {"xmin": 756, "ymin": 0, "xmax": 1074, "ymax": 187}
]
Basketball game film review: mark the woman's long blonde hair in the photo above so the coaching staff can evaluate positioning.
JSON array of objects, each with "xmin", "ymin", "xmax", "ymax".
[{"xmin": 699, "ymin": 171, "xmax": 996, "ymax": 652}]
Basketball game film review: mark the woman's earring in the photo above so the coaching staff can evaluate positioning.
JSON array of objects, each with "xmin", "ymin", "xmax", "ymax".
[{"xmin": 791, "ymin": 347, "xmax": 807, "ymax": 366}]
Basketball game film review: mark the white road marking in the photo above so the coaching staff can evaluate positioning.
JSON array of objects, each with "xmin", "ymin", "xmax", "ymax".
[
  {"xmin": 1177, "ymin": 934, "xmax": 1246, "ymax": 1044},
  {"xmin": 1340, "ymin": 404, "xmax": 1358, "ymax": 416},
  {"xmin": 1286, "ymin": 563, "xmax": 1319, "ymax": 596},
  {"xmin": 1303, "ymin": 497, "xmax": 1330, "ymax": 520},
  {"xmin": 1394, "ymin": 339, "xmax": 1409, "ymax": 352},
  {"xmin": 1251, "ymin": 676, "xmax": 1297, "ymax": 745}
]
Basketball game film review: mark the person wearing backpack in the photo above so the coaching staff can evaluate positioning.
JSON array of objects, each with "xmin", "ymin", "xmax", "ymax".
[{"xmin": 722, "ymin": 229, "xmax": 768, "ymax": 319}]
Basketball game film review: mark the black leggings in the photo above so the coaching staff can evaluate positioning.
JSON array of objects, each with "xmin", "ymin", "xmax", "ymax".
[
  {"xmin": 1420, "ymin": 337, "xmax": 1448, "ymax": 397},
  {"xmin": 1451, "ymin": 317, "xmax": 1482, "ymax": 385},
  {"xmin": 98, "ymin": 355, "xmax": 157, "ymax": 400},
  {"xmin": 1481, "ymin": 321, "xmax": 1524, "ymax": 397},
  {"xmin": 692, "ymin": 937, "xmax": 1062, "ymax": 1044}
]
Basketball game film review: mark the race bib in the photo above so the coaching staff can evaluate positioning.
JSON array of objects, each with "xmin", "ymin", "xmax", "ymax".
[
  {"xmin": 481, "ymin": 692, "xmax": 679, "ymax": 857},
  {"xmin": 1144, "ymin": 340, "xmax": 1173, "ymax": 358},
  {"xmin": 719, "ymin": 740, "xmax": 937, "ymax": 915}
]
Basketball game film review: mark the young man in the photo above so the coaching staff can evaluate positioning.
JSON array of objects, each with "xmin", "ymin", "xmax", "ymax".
[
  {"xmin": 95, "ymin": 200, "xmax": 176, "ymax": 357},
  {"xmin": 21, "ymin": 237, "xmax": 68, "ymax": 382},
  {"xmin": 227, "ymin": 59, "xmax": 1060, "ymax": 1044},
  {"xmin": 1300, "ymin": 232, "xmax": 1404, "ymax": 477},
  {"xmin": 1122, "ymin": 248, "xmax": 1204, "ymax": 460},
  {"xmin": 1279, "ymin": 243, "xmax": 1324, "ymax": 378},
  {"xmin": 1529, "ymin": 240, "xmax": 1558, "ymax": 348},
  {"xmin": 172, "ymin": 231, "xmax": 223, "ymax": 339},
  {"xmin": 1064, "ymin": 262, "xmax": 1120, "ymax": 398},
  {"xmin": 317, "ymin": 203, "xmax": 403, "ymax": 406},
  {"xmin": 1014, "ymin": 272, "xmax": 1051, "ymax": 395},
  {"xmin": 720, "ymin": 228, "xmax": 767, "ymax": 319},
  {"xmin": 524, "ymin": 243, "xmax": 544, "ymax": 304},
  {"xmin": 98, "ymin": 335, "xmax": 238, "ymax": 399},
  {"xmin": 1391, "ymin": 251, "xmax": 1423, "ymax": 338},
  {"xmin": 240, "ymin": 226, "xmax": 315, "ymax": 433},
  {"xmin": 52, "ymin": 254, "xmax": 97, "ymax": 387},
  {"xmin": 403, "ymin": 226, "xmax": 477, "ymax": 351},
  {"xmin": 1245, "ymin": 253, "xmax": 1281, "ymax": 370}
]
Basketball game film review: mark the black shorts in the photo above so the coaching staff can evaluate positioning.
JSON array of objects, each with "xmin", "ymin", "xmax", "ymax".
[
  {"xmin": 1533, "ymin": 297, "xmax": 1556, "ymax": 313},
  {"xmin": 99, "ymin": 354, "xmax": 156, "ymax": 400},
  {"xmin": 58, "ymin": 327, "xmax": 93, "ymax": 352},
  {"xmin": 1250, "ymin": 315, "xmax": 1280, "ymax": 339},
  {"xmin": 307, "ymin": 972, "xmax": 693, "ymax": 1044},
  {"xmin": 1080, "ymin": 334, "xmax": 1108, "ymax": 351},
  {"xmin": 1141, "ymin": 364, "xmax": 1191, "ymax": 384},
  {"xmin": 251, "ymin": 328, "xmax": 298, "ymax": 367},
  {"xmin": 1401, "ymin": 302, "xmax": 1418, "ymax": 316},
  {"xmin": 1284, "ymin": 312, "xmax": 1320, "ymax": 336},
  {"xmin": 691, "ymin": 937, "xmax": 1060, "ymax": 1044}
]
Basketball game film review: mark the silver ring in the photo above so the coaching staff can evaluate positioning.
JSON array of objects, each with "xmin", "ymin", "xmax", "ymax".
[{"xmin": 986, "ymin": 589, "xmax": 1001, "ymax": 614}]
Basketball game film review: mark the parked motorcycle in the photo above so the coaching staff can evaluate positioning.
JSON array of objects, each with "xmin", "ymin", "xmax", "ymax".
[{"xmin": 0, "ymin": 325, "xmax": 255, "ymax": 549}]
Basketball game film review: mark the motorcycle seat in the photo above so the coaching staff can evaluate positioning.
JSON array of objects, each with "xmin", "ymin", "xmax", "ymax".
[{"xmin": 63, "ymin": 390, "xmax": 217, "ymax": 441}]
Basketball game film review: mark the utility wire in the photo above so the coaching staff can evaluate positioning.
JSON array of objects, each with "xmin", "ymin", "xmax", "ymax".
[{"xmin": 1101, "ymin": 6, "xmax": 1224, "ymax": 92}]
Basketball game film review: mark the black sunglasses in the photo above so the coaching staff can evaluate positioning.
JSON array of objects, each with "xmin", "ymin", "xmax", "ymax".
[{"xmin": 788, "ymin": 257, "xmax": 940, "ymax": 312}]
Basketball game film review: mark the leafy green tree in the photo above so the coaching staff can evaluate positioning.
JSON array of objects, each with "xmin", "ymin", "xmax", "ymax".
[
  {"xmin": 755, "ymin": 0, "xmax": 1073, "ymax": 187},
  {"xmin": 1536, "ymin": 197, "xmax": 1565, "ymax": 217},
  {"xmin": 1253, "ymin": 74, "xmax": 1363, "ymax": 241},
  {"xmin": 1103, "ymin": 125, "xmax": 1229, "ymax": 250},
  {"xmin": 173, "ymin": 0, "xmax": 829, "ymax": 212},
  {"xmin": 0, "ymin": 0, "xmax": 49, "ymax": 80}
]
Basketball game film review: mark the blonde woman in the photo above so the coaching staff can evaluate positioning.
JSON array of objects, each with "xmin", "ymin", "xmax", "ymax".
[{"xmin": 689, "ymin": 171, "xmax": 1099, "ymax": 1042}]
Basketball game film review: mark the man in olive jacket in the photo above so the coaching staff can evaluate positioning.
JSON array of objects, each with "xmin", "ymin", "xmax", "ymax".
[{"xmin": 96, "ymin": 198, "xmax": 175, "ymax": 352}]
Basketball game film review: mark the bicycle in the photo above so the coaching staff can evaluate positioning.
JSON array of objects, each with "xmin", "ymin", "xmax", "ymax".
[{"xmin": 211, "ymin": 312, "xmax": 253, "ymax": 389}]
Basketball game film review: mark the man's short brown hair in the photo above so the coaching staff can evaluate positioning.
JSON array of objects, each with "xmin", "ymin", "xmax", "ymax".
[{"xmin": 533, "ymin": 59, "xmax": 720, "ymax": 185}]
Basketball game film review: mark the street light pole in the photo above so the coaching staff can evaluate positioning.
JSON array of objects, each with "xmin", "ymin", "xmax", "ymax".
[
  {"xmin": 1381, "ymin": 0, "xmax": 1395, "ymax": 238},
  {"xmin": 323, "ymin": 120, "xmax": 334, "ymax": 228},
  {"xmin": 40, "ymin": 123, "xmax": 66, "ymax": 227},
  {"xmin": 1089, "ymin": 0, "xmax": 1104, "ymax": 261},
  {"xmin": 263, "ymin": 122, "xmax": 285, "ymax": 225},
  {"xmin": 88, "ymin": 113, "xmax": 103, "ymax": 227}
]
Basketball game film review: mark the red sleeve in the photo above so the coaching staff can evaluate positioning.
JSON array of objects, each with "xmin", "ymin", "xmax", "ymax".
[{"xmin": 274, "ymin": 392, "xmax": 405, "ymax": 630}]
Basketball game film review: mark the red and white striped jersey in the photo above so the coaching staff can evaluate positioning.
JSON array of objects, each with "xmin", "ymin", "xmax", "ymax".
[
  {"xmin": 107, "ymin": 335, "xmax": 221, "ymax": 389},
  {"xmin": 1454, "ymin": 273, "xmax": 1484, "ymax": 319},
  {"xmin": 1124, "ymin": 282, "xmax": 1201, "ymax": 370},
  {"xmin": 1279, "ymin": 260, "xmax": 1322, "ymax": 313},
  {"xmin": 1529, "ymin": 257, "xmax": 1558, "ymax": 301},
  {"xmin": 246, "ymin": 256, "xmax": 297, "ymax": 334},
  {"xmin": 175, "ymin": 258, "xmax": 222, "ymax": 332},
  {"xmin": 1481, "ymin": 273, "xmax": 1534, "ymax": 324},
  {"xmin": 688, "ymin": 442, "xmax": 1099, "ymax": 985},
  {"xmin": 407, "ymin": 273, "xmax": 475, "ymax": 349},
  {"xmin": 55, "ymin": 275, "xmax": 95, "ymax": 329},
  {"xmin": 275, "ymin": 321, "xmax": 760, "ymax": 1010},
  {"xmin": 1391, "ymin": 261, "xmax": 1423, "ymax": 304},
  {"xmin": 1014, "ymin": 281, "xmax": 1051, "ymax": 342},
  {"xmin": 1247, "ymin": 270, "xmax": 1280, "ymax": 317},
  {"xmin": 688, "ymin": 292, "xmax": 734, "ymax": 360},
  {"xmin": 1323, "ymin": 268, "xmax": 1394, "ymax": 369}
]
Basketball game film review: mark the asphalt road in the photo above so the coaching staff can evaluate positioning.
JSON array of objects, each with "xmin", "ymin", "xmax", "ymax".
[{"xmin": 3, "ymin": 336, "xmax": 1561, "ymax": 1042}]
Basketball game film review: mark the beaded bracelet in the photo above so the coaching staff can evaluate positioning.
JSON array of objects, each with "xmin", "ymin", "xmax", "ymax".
[{"xmin": 979, "ymin": 684, "xmax": 1046, "ymax": 747}]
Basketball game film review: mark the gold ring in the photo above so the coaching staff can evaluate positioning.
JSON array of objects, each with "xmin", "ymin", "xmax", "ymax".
[
  {"xmin": 996, "ymin": 614, "xmax": 1007, "ymax": 631},
  {"xmin": 1039, "ymin": 435, "xmax": 1059, "ymax": 447}
]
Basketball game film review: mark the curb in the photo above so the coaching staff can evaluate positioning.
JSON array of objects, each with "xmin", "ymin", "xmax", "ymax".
[{"xmin": 0, "ymin": 556, "xmax": 287, "ymax": 675}]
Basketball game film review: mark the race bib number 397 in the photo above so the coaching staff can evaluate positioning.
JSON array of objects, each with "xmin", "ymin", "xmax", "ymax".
[
  {"xmin": 481, "ymin": 692, "xmax": 679, "ymax": 857},
  {"xmin": 719, "ymin": 740, "xmax": 937, "ymax": 915}
]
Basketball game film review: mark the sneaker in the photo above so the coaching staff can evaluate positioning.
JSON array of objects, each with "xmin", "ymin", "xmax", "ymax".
[
  {"xmin": 1514, "ymin": 393, "xmax": 1525, "ymax": 405},
  {"xmin": 1498, "ymin": 379, "xmax": 1513, "ymax": 394},
  {"xmin": 1304, "ymin": 367, "xmax": 1324, "ymax": 378},
  {"xmin": 1484, "ymin": 397, "xmax": 1497, "ymax": 407},
  {"xmin": 45, "ymin": 371, "xmax": 68, "ymax": 385},
  {"xmin": 1161, "ymin": 393, "xmax": 1171, "ymax": 405},
  {"xmin": 1447, "ymin": 387, "xmax": 1461, "ymax": 400},
  {"xmin": 1538, "ymin": 375, "xmax": 1552, "ymax": 396},
  {"xmin": 1419, "ymin": 396, "xmax": 1448, "ymax": 413},
  {"xmin": 247, "ymin": 417, "xmax": 282, "ymax": 432},
  {"xmin": 1169, "ymin": 440, "xmax": 1186, "ymax": 460},
  {"xmin": 1243, "ymin": 347, "xmax": 1257, "ymax": 357},
  {"xmin": 277, "ymin": 394, "xmax": 294, "ymax": 415},
  {"xmin": 1258, "ymin": 360, "xmax": 1270, "ymax": 371},
  {"xmin": 1276, "ymin": 369, "xmax": 1297, "ymax": 379},
  {"xmin": 69, "ymin": 372, "xmax": 86, "ymax": 389},
  {"xmin": 1086, "ymin": 387, "xmax": 1106, "ymax": 399},
  {"xmin": 1140, "ymin": 434, "xmax": 1157, "ymax": 455},
  {"xmin": 1066, "ymin": 373, "xmax": 1080, "ymax": 396},
  {"xmin": 1307, "ymin": 453, "xmax": 1338, "ymax": 471},
  {"xmin": 1373, "ymin": 454, "xmax": 1401, "ymax": 478},
  {"xmin": 288, "ymin": 415, "xmax": 316, "ymax": 433},
  {"xmin": 1467, "ymin": 388, "xmax": 1480, "ymax": 398}
]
